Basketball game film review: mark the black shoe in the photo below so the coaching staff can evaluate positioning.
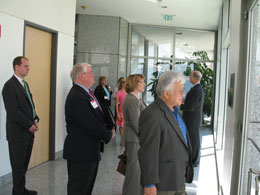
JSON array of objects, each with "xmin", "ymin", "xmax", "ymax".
[{"xmin": 24, "ymin": 189, "xmax": 37, "ymax": 195}]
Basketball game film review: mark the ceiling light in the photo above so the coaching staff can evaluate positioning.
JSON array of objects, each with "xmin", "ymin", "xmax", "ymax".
[{"xmin": 176, "ymin": 32, "xmax": 183, "ymax": 35}]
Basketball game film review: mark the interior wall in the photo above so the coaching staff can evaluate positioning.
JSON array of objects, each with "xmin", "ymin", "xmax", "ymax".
[
  {"xmin": 0, "ymin": 11, "xmax": 24, "ymax": 178},
  {"xmin": 0, "ymin": 0, "xmax": 75, "ymax": 36},
  {"xmin": 0, "ymin": 0, "xmax": 75, "ymax": 181},
  {"xmin": 220, "ymin": 0, "xmax": 248, "ymax": 194}
]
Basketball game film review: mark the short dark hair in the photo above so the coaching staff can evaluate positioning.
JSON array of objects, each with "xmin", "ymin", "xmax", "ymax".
[{"xmin": 13, "ymin": 56, "xmax": 28, "ymax": 70}]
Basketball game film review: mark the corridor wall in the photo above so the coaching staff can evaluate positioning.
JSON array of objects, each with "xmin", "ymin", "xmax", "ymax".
[{"xmin": 0, "ymin": 0, "xmax": 76, "ymax": 186}]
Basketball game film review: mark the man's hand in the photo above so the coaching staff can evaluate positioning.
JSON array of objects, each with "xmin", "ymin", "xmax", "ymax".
[
  {"xmin": 144, "ymin": 186, "xmax": 157, "ymax": 195},
  {"xmin": 111, "ymin": 128, "xmax": 116, "ymax": 139},
  {"xmin": 29, "ymin": 123, "xmax": 39, "ymax": 133}
]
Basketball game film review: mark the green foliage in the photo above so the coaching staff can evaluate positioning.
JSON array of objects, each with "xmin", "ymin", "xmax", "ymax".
[
  {"xmin": 148, "ymin": 51, "xmax": 214, "ymax": 118},
  {"xmin": 147, "ymin": 70, "xmax": 159, "ymax": 98},
  {"xmin": 147, "ymin": 60, "xmax": 173, "ymax": 98},
  {"xmin": 183, "ymin": 51, "xmax": 213, "ymax": 117}
]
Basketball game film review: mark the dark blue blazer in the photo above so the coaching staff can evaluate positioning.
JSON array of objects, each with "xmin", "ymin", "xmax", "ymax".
[
  {"xmin": 181, "ymin": 83, "xmax": 204, "ymax": 130},
  {"xmin": 63, "ymin": 84, "xmax": 112, "ymax": 162}
]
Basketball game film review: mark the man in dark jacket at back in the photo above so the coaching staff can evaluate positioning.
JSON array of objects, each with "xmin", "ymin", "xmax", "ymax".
[
  {"xmin": 63, "ymin": 63, "xmax": 115, "ymax": 195},
  {"xmin": 181, "ymin": 71, "xmax": 204, "ymax": 167}
]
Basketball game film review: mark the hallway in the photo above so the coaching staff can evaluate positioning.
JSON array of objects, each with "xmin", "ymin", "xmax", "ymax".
[{"xmin": 0, "ymin": 127, "xmax": 217, "ymax": 195}]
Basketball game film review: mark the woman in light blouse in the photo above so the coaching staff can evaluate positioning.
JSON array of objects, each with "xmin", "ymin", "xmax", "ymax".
[{"xmin": 122, "ymin": 74, "xmax": 146, "ymax": 195}]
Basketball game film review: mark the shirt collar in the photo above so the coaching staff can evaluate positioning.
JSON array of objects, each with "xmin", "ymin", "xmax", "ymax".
[
  {"xmin": 193, "ymin": 82, "xmax": 200, "ymax": 87},
  {"xmin": 75, "ymin": 83, "xmax": 90, "ymax": 93},
  {"xmin": 14, "ymin": 74, "xmax": 24, "ymax": 86}
]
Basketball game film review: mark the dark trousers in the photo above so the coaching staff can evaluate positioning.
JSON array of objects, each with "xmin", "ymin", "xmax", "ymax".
[
  {"xmin": 67, "ymin": 160, "xmax": 99, "ymax": 195},
  {"xmin": 8, "ymin": 137, "xmax": 34, "ymax": 195},
  {"xmin": 188, "ymin": 127, "xmax": 200, "ymax": 166}
]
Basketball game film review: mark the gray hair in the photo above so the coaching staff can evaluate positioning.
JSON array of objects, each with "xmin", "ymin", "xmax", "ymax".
[
  {"xmin": 156, "ymin": 71, "xmax": 186, "ymax": 97},
  {"xmin": 70, "ymin": 62, "xmax": 91, "ymax": 82}
]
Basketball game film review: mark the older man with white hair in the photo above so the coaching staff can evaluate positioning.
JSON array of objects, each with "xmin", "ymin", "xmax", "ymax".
[
  {"xmin": 138, "ymin": 71, "xmax": 193, "ymax": 195},
  {"xmin": 63, "ymin": 63, "xmax": 115, "ymax": 195}
]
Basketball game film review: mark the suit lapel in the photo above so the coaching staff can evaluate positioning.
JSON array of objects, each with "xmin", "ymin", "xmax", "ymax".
[
  {"xmin": 12, "ymin": 76, "xmax": 32, "ymax": 105},
  {"xmin": 156, "ymin": 98, "xmax": 189, "ymax": 149},
  {"xmin": 73, "ymin": 85, "xmax": 104, "ymax": 119}
]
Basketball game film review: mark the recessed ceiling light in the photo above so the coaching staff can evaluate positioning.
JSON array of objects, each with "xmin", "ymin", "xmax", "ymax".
[
  {"xmin": 160, "ymin": 5, "xmax": 167, "ymax": 8},
  {"xmin": 176, "ymin": 32, "xmax": 183, "ymax": 35}
]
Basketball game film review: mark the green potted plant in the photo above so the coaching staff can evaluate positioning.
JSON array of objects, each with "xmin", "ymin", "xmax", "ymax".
[
  {"xmin": 183, "ymin": 51, "xmax": 213, "ymax": 120},
  {"xmin": 148, "ymin": 51, "xmax": 213, "ymax": 124}
]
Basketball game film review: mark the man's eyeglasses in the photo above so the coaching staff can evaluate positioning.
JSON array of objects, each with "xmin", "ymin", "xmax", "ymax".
[{"xmin": 178, "ymin": 90, "xmax": 185, "ymax": 95}]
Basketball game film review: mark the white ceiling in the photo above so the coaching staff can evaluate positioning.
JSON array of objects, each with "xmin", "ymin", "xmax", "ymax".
[{"xmin": 76, "ymin": 0, "xmax": 223, "ymax": 31}]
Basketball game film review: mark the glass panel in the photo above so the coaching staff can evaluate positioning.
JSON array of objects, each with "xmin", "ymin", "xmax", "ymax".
[
  {"xmin": 130, "ymin": 58, "xmax": 144, "ymax": 74},
  {"xmin": 242, "ymin": 1, "xmax": 260, "ymax": 194},
  {"xmin": 132, "ymin": 25, "xmax": 174, "ymax": 58},
  {"xmin": 175, "ymin": 30, "xmax": 215, "ymax": 61},
  {"xmin": 131, "ymin": 30, "xmax": 145, "ymax": 56},
  {"xmin": 146, "ymin": 59, "xmax": 171, "ymax": 104},
  {"xmin": 174, "ymin": 61, "xmax": 193, "ymax": 96}
]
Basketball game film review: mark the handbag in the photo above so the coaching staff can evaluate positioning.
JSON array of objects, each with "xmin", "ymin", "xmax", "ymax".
[{"xmin": 116, "ymin": 150, "xmax": 127, "ymax": 176}]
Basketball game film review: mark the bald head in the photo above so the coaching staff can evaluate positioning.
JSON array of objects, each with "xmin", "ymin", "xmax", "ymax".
[{"xmin": 190, "ymin": 71, "xmax": 202, "ymax": 84}]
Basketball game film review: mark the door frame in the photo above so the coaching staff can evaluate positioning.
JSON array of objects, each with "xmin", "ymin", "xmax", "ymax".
[
  {"xmin": 23, "ymin": 21, "xmax": 57, "ymax": 160},
  {"xmin": 238, "ymin": 0, "xmax": 259, "ymax": 193}
]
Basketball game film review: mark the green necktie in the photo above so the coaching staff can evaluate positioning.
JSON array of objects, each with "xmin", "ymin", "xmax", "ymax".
[{"xmin": 22, "ymin": 80, "xmax": 36, "ymax": 119}]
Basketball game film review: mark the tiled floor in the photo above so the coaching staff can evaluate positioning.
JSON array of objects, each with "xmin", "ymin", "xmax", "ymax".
[{"xmin": 0, "ymin": 127, "xmax": 217, "ymax": 195}]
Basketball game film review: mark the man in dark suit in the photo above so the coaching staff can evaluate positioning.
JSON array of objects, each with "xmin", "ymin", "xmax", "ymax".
[
  {"xmin": 2, "ymin": 56, "xmax": 39, "ymax": 195},
  {"xmin": 138, "ymin": 71, "xmax": 193, "ymax": 195},
  {"xmin": 63, "ymin": 63, "xmax": 115, "ymax": 195},
  {"xmin": 181, "ymin": 71, "xmax": 204, "ymax": 167}
]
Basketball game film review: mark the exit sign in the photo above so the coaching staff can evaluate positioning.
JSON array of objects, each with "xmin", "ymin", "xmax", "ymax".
[{"xmin": 163, "ymin": 15, "xmax": 174, "ymax": 21}]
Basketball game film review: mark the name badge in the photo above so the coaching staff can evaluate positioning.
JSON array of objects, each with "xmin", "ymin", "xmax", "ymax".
[
  {"xmin": 91, "ymin": 100, "xmax": 98, "ymax": 109},
  {"xmin": 104, "ymin": 96, "xmax": 108, "ymax": 99}
]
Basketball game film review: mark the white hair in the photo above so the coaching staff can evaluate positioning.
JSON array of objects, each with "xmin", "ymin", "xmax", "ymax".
[
  {"xmin": 156, "ymin": 71, "xmax": 186, "ymax": 97},
  {"xmin": 70, "ymin": 62, "xmax": 91, "ymax": 82}
]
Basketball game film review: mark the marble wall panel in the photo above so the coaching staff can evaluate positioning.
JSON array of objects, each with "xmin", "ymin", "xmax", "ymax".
[
  {"xmin": 118, "ymin": 56, "xmax": 127, "ymax": 78},
  {"xmin": 119, "ymin": 18, "xmax": 129, "ymax": 56},
  {"xmin": 77, "ymin": 52, "xmax": 118, "ymax": 93},
  {"xmin": 77, "ymin": 15, "xmax": 120, "ymax": 55},
  {"xmin": 242, "ymin": 123, "xmax": 260, "ymax": 194}
]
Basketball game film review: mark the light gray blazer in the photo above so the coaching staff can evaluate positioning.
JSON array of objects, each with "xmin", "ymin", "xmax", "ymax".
[
  {"xmin": 138, "ymin": 97, "xmax": 193, "ymax": 191},
  {"xmin": 122, "ymin": 93, "xmax": 146, "ymax": 142}
]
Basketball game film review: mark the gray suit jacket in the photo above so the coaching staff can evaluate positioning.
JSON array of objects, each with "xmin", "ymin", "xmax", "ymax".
[
  {"xmin": 123, "ymin": 93, "xmax": 146, "ymax": 142},
  {"xmin": 138, "ymin": 97, "xmax": 193, "ymax": 191}
]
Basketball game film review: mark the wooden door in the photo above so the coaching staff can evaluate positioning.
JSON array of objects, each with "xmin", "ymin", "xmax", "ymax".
[{"xmin": 24, "ymin": 26, "xmax": 52, "ymax": 168}]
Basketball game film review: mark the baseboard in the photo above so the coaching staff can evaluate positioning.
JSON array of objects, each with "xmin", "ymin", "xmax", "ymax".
[
  {"xmin": 0, "ymin": 150, "xmax": 63, "ymax": 188},
  {"xmin": 55, "ymin": 150, "xmax": 63, "ymax": 160},
  {"xmin": 0, "ymin": 172, "xmax": 12, "ymax": 188}
]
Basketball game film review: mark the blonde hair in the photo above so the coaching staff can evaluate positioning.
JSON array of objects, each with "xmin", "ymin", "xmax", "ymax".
[
  {"xmin": 125, "ymin": 74, "xmax": 145, "ymax": 93},
  {"xmin": 117, "ymin": 77, "xmax": 125, "ymax": 90}
]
